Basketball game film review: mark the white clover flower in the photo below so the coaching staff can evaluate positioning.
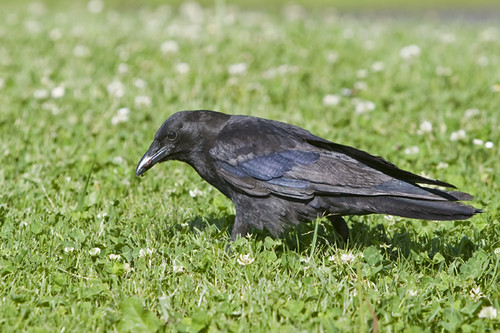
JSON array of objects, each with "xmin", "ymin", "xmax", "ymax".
[
  {"xmin": 340, "ymin": 253, "xmax": 356, "ymax": 264},
  {"xmin": 473, "ymin": 139, "xmax": 484, "ymax": 146},
  {"xmin": 87, "ymin": 0, "xmax": 104, "ymax": 14},
  {"xmin": 418, "ymin": 120, "xmax": 433, "ymax": 134},
  {"xmin": 356, "ymin": 68, "xmax": 368, "ymax": 79},
  {"xmin": 160, "ymin": 40, "xmax": 179, "ymax": 54},
  {"xmin": 228, "ymin": 63, "xmax": 247, "ymax": 76},
  {"xmin": 283, "ymin": 4, "xmax": 306, "ymax": 21},
  {"xmin": 342, "ymin": 28, "xmax": 354, "ymax": 39},
  {"xmin": 0, "ymin": 77, "xmax": 4, "ymax": 90},
  {"xmin": 371, "ymin": 61, "xmax": 385, "ymax": 72},
  {"xmin": 400, "ymin": 44, "xmax": 421, "ymax": 61},
  {"xmin": 435, "ymin": 66, "xmax": 452, "ymax": 77},
  {"xmin": 491, "ymin": 84, "xmax": 500, "ymax": 93},
  {"xmin": 73, "ymin": 45, "xmax": 90, "ymax": 58},
  {"xmin": 124, "ymin": 263, "xmax": 133, "ymax": 273},
  {"xmin": 133, "ymin": 78, "xmax": 146, "ymax": 89},
  {"xmin": 477, "ymin": 56, "xmax": 489, "ymax": 67},
  {"xmin": 118, "ymin": 63, "xmax": 128, "ymax": 74},
  {"xmin": 484, "ymin": 141, "xmax": 494, "ymax": 149},
  {"xmin": 28, "ymin": 2, "xmax": 46, "ymax": 15},
  {"xmin": 138, "ymin": 248, "xmax": 154, "ymax": 257},
  {"xmin": 470, "ymin": 286, "xmax": 485, "ymax": 300},
  {"xmin": 326, "ymin": 51, "xmax": 339, "ymax": 63},
  {"xmin": 464, "ymin": 108, "xmax": 480, "ymax": 118},
  {"xmin": 48, "ymin": 28, "xmax": 62, "ymax": 41},
  {"xmin": 363, "ymin": 40, "xmax": 375, "ymax": 50},
  {"xmin": 24, "ymin": 20, "xmax": 41, "ymax": 34},
  {"xmin": 354, "ymin": 81, "xmax": 367, "ymax": 91},
  {"xmin": 134, "ymin": 95, "xmax": 152, "ymax": 108},
  {"xmin": 322, "ymin": 94, "xmax": 340, "ymax": 106},
  {"xmin": 89, "ymin": 247, "xmax": 101, "ymax": 256},
  {"xmin": 480, "ymin": 27, "xmax": 498, "ymax": 42},
  {"xmin": 118, "ymin": 50, "xmax": 129, "ymax": 61},
  {"xmin": 408, "ymin": 289, "xmax": 418, "ymax": 297},
  {"xmin": 262, "ymin": 68, "xmax": 277, "ymax": 79},
  {"xmin": 40, "ymin": 76, "xmax": 52, "ymax": 86},
  {"xmin": 357, "ymin": 69, "xmax": 368, "ymax": 79},
  {"xmin": 33, "ymin": 89, "xmax": 49, "ymax": 99},
  {"xmin": 71, "ymin": 25, "xmax": 85, "ymax": 38},
  {"xmin": 494, "ymin": 248, "xmax": 500, "ymax": 255},
  {"xmin": 175, "ymin": 62, "xmax": 190, "ymax": 74},
  {"xmin": 204, "ymin": 44, "xmax": 217, "ymax": 55},
  {"xmin": 180, "ymin": 1, "xmax": 204, "ymax": 22},
  {"xmin": 237, "ymin": 254, "xmax": 255, "ymax": 266},
  {"xmin": 404, "ymin": 146, "xmax": 420, "ymax": 155},
  {"xmin": 109, "ymin": 254, "xmax": 121, "ymax": 260},
  {"xmin": 112, "ymin": 156, "xmax": 124, "ymax": 165},
  {"xmin": 478, "ymin": 306, "xmax": 497, "ymax": 319},
  {"xmin": 107, "ymin": 80, "xmax": 125, "ymax": 98},
  {"xmin": 247, "ymin": 82, "xmax": 263, "ymax": 92},
  {"xmin": 189, "ymin": 188, "xmax": 203, "ymax": 198},
  {"xmin": 97, "ymin": 212, "xmax": 108, "ymax": 221},
  {"xmin": 450, "ymin": 129, "xmax": 466, "ymax": 141},
  {"xmin": 438, "ymin": 32, "xmax": 456, "ymax": 44},
  {"xmin": 64, "ymin": 246, "xmax": 75, "ymax": 253},
  {"xmin": 111, "ymin": 107, "xmax": 130, "ymax": 125},
  {"xmin": 51, "ymin": 86, "xmax": 65, "ymax": 99},
  {"xmin": 353, "ymin": 99, "xmax": 375, "ymax": 115},
  {"xmin": 173, "ymin": 260, "xmax": 184, "ymax": 273},
  {"xmin": 262, "ymin": 64, "xmax": 298, "ymax": 79},
  {"xmin": 340, "ymin": 88, "xmax": 352, "ymax": 97},
  {"xmin": 328, "ymin": 255, "xmax": 336, "ymax": 262}
]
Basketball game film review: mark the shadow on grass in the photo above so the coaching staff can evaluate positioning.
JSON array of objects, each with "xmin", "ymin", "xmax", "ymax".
[{"xmin": 185, "ymin": 214, "xmax": 478, "ymax": 262}]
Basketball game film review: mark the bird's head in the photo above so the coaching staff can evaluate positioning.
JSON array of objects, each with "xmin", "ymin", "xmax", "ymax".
[{"xmin": 135, "ymin": 110, "xmax": 229, "ymax": 176}]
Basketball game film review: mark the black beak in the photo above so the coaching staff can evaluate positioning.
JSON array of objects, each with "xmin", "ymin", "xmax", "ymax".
[{"xmin": 135, "ymin": 144, "xmax": 168, "ymax": 176}]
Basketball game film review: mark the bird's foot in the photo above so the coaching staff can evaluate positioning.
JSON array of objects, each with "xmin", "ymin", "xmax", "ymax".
[{"xmin": 327, "ymin": 215, "xmax": 350, "ymax": 243}]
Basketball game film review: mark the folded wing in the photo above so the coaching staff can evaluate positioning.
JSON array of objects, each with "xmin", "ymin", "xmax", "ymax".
[{"xmin": 210, "ymin": 116, "xmax": 472, "ymax": 203}]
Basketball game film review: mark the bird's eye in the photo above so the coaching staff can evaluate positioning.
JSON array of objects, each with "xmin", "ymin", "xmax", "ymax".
[{"xmin": 167, "ymin": 131, "xmax": 177, "ymax": 141}]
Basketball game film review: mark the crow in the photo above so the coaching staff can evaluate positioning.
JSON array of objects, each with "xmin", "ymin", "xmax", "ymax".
[{"xmin": 136, "ymin": 110, "xmax": 480, "ymax": 242}]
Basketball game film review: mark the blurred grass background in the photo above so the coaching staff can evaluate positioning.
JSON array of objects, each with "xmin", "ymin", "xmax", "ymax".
[{"xmin": 2, "ymin": 0, "xmax": 500, "ymax": 11}]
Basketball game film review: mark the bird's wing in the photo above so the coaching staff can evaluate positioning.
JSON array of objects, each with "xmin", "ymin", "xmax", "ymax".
[
  {"xmin": 305, "ymin": 135, "xmax": 457, "ymax": 188},
  {"xmin": 215, "ymin": 149, "xmax": 318, "ymax": 199},
  {"xmin": 210, "ymin": 116, "xmax": 465, "ymax": 201},
  {"xmin": 210, "ymin": 116, "xmax": 317, "ymax": 198}
]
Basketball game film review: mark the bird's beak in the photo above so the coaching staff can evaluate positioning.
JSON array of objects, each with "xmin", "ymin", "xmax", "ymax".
[{"xmin": 135, "ymin": 143, "xmax": 168, "ymax": 176}]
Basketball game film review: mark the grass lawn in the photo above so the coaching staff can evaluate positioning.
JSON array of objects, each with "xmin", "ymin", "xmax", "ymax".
[{"xmin": 0, "ymin": 0, "xmax": 499, "ymax": 331}]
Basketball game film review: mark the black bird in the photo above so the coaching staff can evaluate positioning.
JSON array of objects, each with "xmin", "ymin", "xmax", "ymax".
[{"xmin": 136, "ymin": 110, "xmax": 480, "ymax": 242}]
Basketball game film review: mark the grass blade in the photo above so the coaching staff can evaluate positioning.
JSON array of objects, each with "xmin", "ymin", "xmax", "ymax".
[{"xmin": 77, "ymin": 161, "xmax": 95, "ymax": 211}]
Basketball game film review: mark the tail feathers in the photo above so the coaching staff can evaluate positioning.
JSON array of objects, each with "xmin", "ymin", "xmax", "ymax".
[
  {"xmin": 448, "ymin": 191, "xmax": 475, "ymax": 201},
  {"xmin": 367, "ymin": 196, "xmax": 480, "ymax": 221},
  {"xmin": 423, "ymin": 187, "xmax": 474, "ymax": 201},
  {"xmin": 330, "ymin": 196, "xmax": 481, "ymax": 221}
]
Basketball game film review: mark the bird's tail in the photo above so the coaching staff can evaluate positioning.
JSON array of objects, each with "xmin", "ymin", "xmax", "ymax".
[
  {"xmin": 370, "ymin": 196, "xmax": 481, "ymax": 220},
  {"xmin": 332, "ymin": 194, "xmax": 481, "ymax": 221}
]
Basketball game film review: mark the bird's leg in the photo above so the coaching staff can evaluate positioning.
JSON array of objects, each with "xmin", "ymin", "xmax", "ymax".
[
  {"xmin": 327, "ymin": 215, "xmax": 349, "ymax": 242},
  {"xmin": 226, "ymin": 214, "xmax": 249, "ymax": 254},
  {"xmin": 230, "ymin": 214, "xmax": 249, "ymax": 241}
]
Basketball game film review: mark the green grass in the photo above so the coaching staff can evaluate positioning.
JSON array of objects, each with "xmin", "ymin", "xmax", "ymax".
[
  {"xmin": 1, "ymin": 0, "xmax": 499, "ymax": 331},
  {"xmin": 3, "ymin": 0, "xmax": 500, "ymax": 11}
]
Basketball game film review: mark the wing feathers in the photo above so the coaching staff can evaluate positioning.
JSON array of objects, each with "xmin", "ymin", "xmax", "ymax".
[
  {"xmin": 306, "ymin": 137, "xmax": 457, "ymax": 188},
  {"xmin": 212, "ymin": 116, "xmax": 469, "ymax": 204}
]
